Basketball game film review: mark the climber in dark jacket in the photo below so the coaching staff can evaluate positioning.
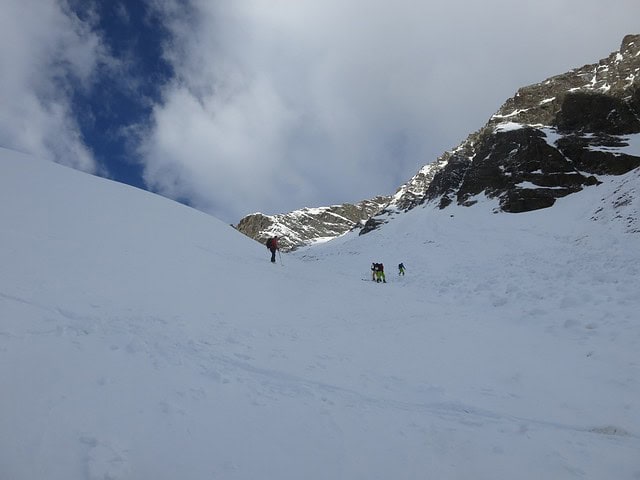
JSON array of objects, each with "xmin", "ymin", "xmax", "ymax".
[{"xmin": 266, "ymin": 236, "xmax": 279, "ymax": 263}]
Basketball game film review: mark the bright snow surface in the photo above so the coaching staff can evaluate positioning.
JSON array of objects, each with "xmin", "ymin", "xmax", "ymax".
[{"xmin": 1, "ymin": 148, "xmax": 639, "ymax": 479}]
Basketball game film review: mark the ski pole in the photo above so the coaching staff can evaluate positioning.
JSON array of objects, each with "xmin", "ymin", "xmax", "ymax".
[{"xmin": 278, "ymin": 249, "xmax": 284, "ymax": 266}]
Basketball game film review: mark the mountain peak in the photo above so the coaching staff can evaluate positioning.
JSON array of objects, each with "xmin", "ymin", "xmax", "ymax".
[
  {"xmin": 419, "ymin": 33, "xmax": 640, "ymax": 214},
  {"xmin": 238, "ymin": 34, "xmax": 640, "ymax": 242},
  {"xmin": 621, "ymin": 33, "xmax": 640, "ymax": 53}
]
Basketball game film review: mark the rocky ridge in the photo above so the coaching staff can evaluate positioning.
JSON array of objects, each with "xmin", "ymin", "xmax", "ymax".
[
  {"xmin": 238, "ymin": 34, "xmax": 640, "ymax": 245},
  {"xmin": 235, "ymin": 196, "xmax": 389, "ymax": 251},
  {"xmin": 363, "ymin": 34, "xmax": 640, "ymax": 232},
  {"xmin": 421, "ymin": 33, "xmax": 640, "ymax": 214}
]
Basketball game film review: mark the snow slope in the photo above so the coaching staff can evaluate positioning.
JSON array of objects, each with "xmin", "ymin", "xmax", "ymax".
[{"xmin": 1, "ymin": 149, "xmax": 639, "ymax": 479}]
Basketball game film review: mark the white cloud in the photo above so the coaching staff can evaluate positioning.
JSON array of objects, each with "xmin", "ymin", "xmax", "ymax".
[
  {"xmin": 142, "ymin": 76, "xmax": 299, "ymax": 215},
  {"xmin": 0, "ymin": 0, "xmax": 103, "ymax": 172},
  {"xmin": 143, "ymin": 0, "xmax": 639, "ymax": 222}
]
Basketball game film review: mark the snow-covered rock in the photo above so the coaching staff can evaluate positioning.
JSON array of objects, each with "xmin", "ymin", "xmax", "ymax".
[
  {"xmin": 421, "ymin": 33, "xmax": 640, "ymax": 214},
  {"xmin": 240, "ymin": 34, "xmax": 640, "ymax": 241},
  {"xmin": 235, "ymin": 196, "xmax": 389, "ymax": 251}
]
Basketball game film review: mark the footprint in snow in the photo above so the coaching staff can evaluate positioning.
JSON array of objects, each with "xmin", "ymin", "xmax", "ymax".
[{"xmin": 81, "ymin": 436, "xmax": 130, "ymax": 480}]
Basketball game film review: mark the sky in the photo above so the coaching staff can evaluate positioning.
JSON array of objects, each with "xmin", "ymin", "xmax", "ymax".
[
  {"xmin": 1, "ymin": 0, "xmax": 639, "ymax": 223},
  {"xmin": 2, "ymin": 148, "xmax": 639, "ymax": 479}
]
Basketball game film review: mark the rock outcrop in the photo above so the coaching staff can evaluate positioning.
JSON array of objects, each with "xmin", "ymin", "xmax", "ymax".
[
  {"xmin": 238, "ymin": 35, "xmax": 640, "ymax": 244},
  {"xmin": 421, "ymin": 34, "xmax": 640, "ymax": 214},
  {"xmin": 235, "ymin": 196, "xmax": 389, "ymax": 251}
]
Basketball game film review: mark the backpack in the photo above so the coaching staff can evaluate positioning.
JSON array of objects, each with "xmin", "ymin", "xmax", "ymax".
[{"xmin": 266, "ymin": 237, "xmax": 273, "ymax": 249}]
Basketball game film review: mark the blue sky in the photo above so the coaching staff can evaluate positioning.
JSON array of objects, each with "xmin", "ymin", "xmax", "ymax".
[
  {"xmin": 67, "ymin": 0, "xmax": 173, "ymax": 191},
  {"xmin": 1, "ymin": 0, "xmax": 639, "ymax": 223}
]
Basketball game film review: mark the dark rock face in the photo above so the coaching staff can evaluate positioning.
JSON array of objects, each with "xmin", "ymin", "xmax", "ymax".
[
  {"xmin": 448, "ymin": 127, "xmax": 601, "ymax": 213},
  {"xmin": 423, "ymin": 153, "xmax": 471, "ymax": 210},
  {"xmin": 359, "ymin": 216, "xmax": 387, "ymax": 235},
  {"xmin": 421, "ymin": 34, "xmax": 640, "ymax": 214},
  {"xmin": 556, "ymin": 133, "xmax": 640, "ymax": 175},
  {"xmin": 556, "ymin": 91, "xmax": 640, "ymax": 134}
]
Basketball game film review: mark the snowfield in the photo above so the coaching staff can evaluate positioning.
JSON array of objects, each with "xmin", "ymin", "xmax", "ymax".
[{"xmin": 1, "ymin": 148, "xmax": 639, "ymax": 479}]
